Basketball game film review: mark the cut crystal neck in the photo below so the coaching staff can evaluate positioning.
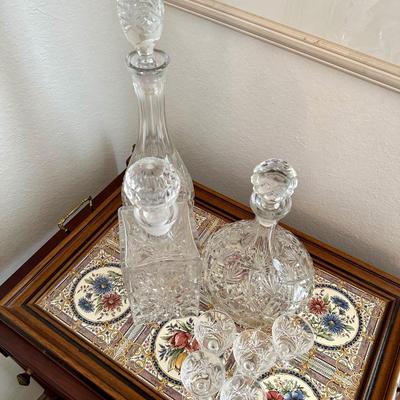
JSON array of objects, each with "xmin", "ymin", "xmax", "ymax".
[{"xmin": 127, "ymin": 49, "xmax": 173, "ymax": 159}]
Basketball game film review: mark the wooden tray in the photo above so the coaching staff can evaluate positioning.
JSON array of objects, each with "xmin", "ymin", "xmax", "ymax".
[{"xmin": 0, "ymin": 173, "xmax": 399, "ymax": 400}]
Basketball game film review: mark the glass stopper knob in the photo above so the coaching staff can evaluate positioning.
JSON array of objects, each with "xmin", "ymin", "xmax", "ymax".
[
  {"xmin": 123, "ymin": 156, "xmax": 180, "ymax": 209},
  {"xmin": 117, "ymin": 0, "xmax": 164, "ymax": 57},
  {"xmin": 251, "ymin": 159, "xmax": 298, "ymax": 204},
  {"xmin": 250, "ymin": 159, "xmax": 298, "ymax": 223}
]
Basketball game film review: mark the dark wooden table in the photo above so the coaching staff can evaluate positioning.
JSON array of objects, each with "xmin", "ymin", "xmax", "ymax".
[{"xmin": 1, "ymin": 173, "xmax": 399, "ymax": 400}]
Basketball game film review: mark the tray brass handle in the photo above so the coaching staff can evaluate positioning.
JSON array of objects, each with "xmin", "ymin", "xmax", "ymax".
[
  {"xmin": 17, "ymin": 369, "xmax": 32, "ymax": 386},
  {"xmin": 58, "ymin": 196, "xmax": 93, "ymax": 233}
]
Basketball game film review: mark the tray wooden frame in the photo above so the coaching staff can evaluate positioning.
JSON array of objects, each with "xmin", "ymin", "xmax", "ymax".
[{"xmin": 0, "ymin": 173, "xmax": 399, "ymax": 399}]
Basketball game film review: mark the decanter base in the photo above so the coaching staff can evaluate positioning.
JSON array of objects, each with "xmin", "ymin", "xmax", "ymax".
[
  {"xmin": 204, "ymin": 219, "xmax": 313, "ymax": 329},
  {"xmin": 123, "ymin": 258, "xmax": 201, "ymax": 325}
]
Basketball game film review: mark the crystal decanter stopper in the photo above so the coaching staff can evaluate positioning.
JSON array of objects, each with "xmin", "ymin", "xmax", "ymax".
[
  {"xmin": 117, "ymin": 0, "xmax": 164, "ymax": 63},
  {"xmin": 203, "ymin": 159, "xmax": 314, "ymax": 328},
  {"xmin": 119, "ymin": 157, "xmax": 201, "ymax": 325},
  {"xmin": 117, "ymin": 0, "xmax": 194, "ymax": 206}
]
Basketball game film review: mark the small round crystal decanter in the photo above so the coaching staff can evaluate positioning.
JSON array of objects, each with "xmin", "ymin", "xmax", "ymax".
[{"xmin": 204, "ymin": 159, "xmax": 314, "ymax": 328}]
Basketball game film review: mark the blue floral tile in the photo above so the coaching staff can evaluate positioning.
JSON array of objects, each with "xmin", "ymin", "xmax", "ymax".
[
  {"xmin": 71, "ymin": 263, "xmax": 130, "ymax": 325},
  {"xmin": 303, "ymin": 285, "xmax": 362, "ymax": 350}
]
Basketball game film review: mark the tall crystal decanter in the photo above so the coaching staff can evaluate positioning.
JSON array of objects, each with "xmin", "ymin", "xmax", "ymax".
[
  {"xmin": 204, "ymin": 159, "xmax": 314, "ymax": 328},
  {"xmin": 117, "ymin": 0, "xmax": 194, "ymax": 205},
  {"xmin": 119, "ymin": 157, "xmax": 201, "ymax": 325}
]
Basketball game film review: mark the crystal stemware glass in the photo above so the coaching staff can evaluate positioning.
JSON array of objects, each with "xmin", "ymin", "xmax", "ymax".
[
  {"xmin": 194, "ymin": 310, "xmax": 237, "ymax": 356},
  {"xmin": 233, "ymin": 329, "xmax": 276, "ymax": 378},
  {"xmin": 272, "ymin": 314, "xmax": 314, "ymax": 364},
  {"xmin": 180, "ymin": 351, "xmax": 225, "ymax": 399},
  {"xmin": 220, "ymin": 374, "xmax": 265, "ymax": 400}
]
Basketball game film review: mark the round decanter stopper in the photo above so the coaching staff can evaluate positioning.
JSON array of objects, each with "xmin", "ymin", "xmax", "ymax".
[
  {"xmin": 124, "ymin": 156, "xmax": 180, "ymax": 208},
  {"xmin": 250, "ymin": 159, "xmax": 298, "ymax": 224},
  {"xmin": 117, "ymin": 0, "xmax": 164, "ymax": 59},
  {"xmin": 124, "ymin": 157, "xmax": 180, "ymax": 236}
]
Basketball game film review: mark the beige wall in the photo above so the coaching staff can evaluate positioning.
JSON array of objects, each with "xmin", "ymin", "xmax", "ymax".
[
  {"xmin": 0, "ymin": 356, "xmax": 43, "ymax": 399},
  {"xmin": 160, "ymin": 6, "xmax": 400, "ymax": 277},
  {"xmin": 0, "ymin": 1, "xmax": 135, "ymax": 281},
  {"xmin": 1, "ymin": 1, "xmax": 399, "ymax": 284}
]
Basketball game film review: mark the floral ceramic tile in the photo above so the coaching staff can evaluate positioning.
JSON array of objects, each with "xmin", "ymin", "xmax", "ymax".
[
  {"xmin": 263, "ymin": 370, "xmax": 320, "ymax": 400},
  {"xmin": 37, "ymin": 207, "xmax": 385, "ymax": 400},
  {"xmin": 73, "ymin": 264, "xmax": 129, "ymax": 324},
  {"xmin": 155, "ymin": 317, "xmax": 199, "ymax": 381}
]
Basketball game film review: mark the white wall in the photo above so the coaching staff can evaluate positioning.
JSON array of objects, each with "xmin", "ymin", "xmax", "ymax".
[
  {"xmin": 160, "ymin": 7, "xmax": 400, "ymax": 277},
  {"xmin": 0, "ymin": 0, "xmax": 136, "ymax": 282},
  {"xmin": 1, "ymin": 1, "xmax": 399, "ymax": 286}
]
